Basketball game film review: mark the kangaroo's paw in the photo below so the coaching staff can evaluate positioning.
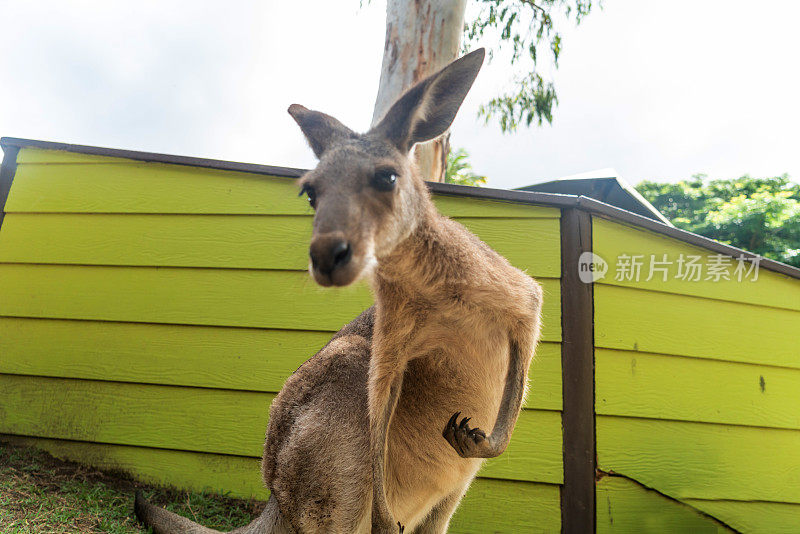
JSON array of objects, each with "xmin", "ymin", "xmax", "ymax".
[
  {"xmin": 442, "ymin": 411, "xmax": 491, "ymax": 458},
  {"xmin": 398, "ymin": 521, "xmax": 405, "ymax": 533}
]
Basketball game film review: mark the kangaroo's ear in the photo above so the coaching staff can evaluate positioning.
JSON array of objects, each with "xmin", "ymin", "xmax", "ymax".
[
  {"xmin": 288, "ymin": 104, "xmax": 357, "ymax": 159},
  {"xmin": 370, "ymin": 48, "xmax": 485, "ymax": 154}
]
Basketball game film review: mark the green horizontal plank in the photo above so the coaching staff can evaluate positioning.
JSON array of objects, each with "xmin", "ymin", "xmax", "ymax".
[
  {"xmin": 596, "ymin": 348, "xmax": 800, "ymax": 430},
  {"xmin": 1, "ymin": 375, "xmax": 561, "ymax": 484},
  {"xmin": 597, "ymin": 415, "xmax": 800, "ymax": 504},
  {"xmin": 0, "ymin": 213, "xmax": 314, "ymax": 270},
  {"xmin": 1, "ymin": 434, "xmax": 269, "ymax": 500},
  {"xmin": 595, "ymin": 285, "xmax": 800, "ymax": 369},
  {"xmin": 685, "ymin": 498, "xmax": 800, "ymax": 534},
  {"xmin": 0, "ymin": 213, "xmax": 560, "ymax": 276},
  {"xmin": 8, "ymin": 158, "xmax": 560, "ymax": 218},
  {"xmin": 7, "ymin": 162, "xmax": 308, "ymax": 215},
  {"xmin": 450, "ymin": 478, "xmax": 560, "ymax": 533},
  {"xmin": 480, "ymin": 409, "xmax": 563, "ymax": 484},
  {"xmin": 593, "ymin": 217, "xmax": 800, "ymax": 312},
  {"xmin": 1, "ymin": 374, "xmax": 273, "ymax": 457},
  {"xmin": 596, "ymin": 476, "xmax": 732, "ymax": 533},
  {"xmin": 0, "ymin": 264, "xmax": 561, "ymax": 340},
  {"xmin": 0, "ymin": 263, "xmax": 372, "ymax": 333},
  {"xmin": 0, "ymin": 318, "xmax": 562, "ymax": 410},
  {"xmin": 0, "ymin": 317, "xmax": 330, "ymax": 394},
  {"xmin": 2, "ymin": 434, "xmax": 560, "ymax": 532}
]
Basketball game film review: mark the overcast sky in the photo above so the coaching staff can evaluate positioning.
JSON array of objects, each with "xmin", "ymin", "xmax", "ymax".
[{"xmin": 1, "ymin": 0, "xmax": 798, "ymax": 189}]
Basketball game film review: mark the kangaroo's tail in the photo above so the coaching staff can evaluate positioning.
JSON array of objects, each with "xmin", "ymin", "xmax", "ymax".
[{"xmin": 134, "ymin": 492, "xmax": 293, "ymax": 534}]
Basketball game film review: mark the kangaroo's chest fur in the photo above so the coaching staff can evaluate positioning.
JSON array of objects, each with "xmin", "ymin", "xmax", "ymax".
[
  {"xmin": 372, "ymin": 215, "xmax": 531, "ymax": 530},
  {"xmin": 385, "ymin": 322, "xmax": 509, "ymax": 528}
]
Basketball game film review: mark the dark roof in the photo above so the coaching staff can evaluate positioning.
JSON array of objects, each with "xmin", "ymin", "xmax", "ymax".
[
  {"xmin": 2, "ymin": 136, "xmax": 799, "ymax": 281},
  {"xmin": 518, "ymin": 176, "xmax": 671, "ymax": 225}
]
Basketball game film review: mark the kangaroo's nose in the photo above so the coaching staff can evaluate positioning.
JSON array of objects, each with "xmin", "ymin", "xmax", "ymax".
[{"xmin": 310, "ymin": 238, "xmax": 352, "ymax": 275}]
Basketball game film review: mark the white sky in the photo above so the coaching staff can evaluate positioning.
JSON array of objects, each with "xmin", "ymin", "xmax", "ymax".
[{"xmin": 1, "ymin": 0, "xmax": 798, "ymax": 189}]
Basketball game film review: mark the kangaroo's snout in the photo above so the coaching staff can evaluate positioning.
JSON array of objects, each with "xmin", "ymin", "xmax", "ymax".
[{"xmin": 309, "ymin": 234, "xmax": 356, "ymax": 286}]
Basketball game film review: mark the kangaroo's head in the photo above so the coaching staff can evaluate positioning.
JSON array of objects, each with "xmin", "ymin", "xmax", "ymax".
[{"xmin": 289, "ymin": 49, "xmax": 484, "ymax": 287}]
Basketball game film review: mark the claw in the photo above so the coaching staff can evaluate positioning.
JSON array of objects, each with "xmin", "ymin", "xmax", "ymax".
[
  {"xmin": 450, "ymin": 412, "xmax": 461, "ymax": 426},
  {"xmin": 443, "ymin": 412, "xmax": 460, "ymax": 438},
  {"xmin": 398, "ymin": 521, "xmax": 405, "ymax": 533},
  {"xmin": 444, "ymin": 411, "xmax": 489, "ymax": 457}
]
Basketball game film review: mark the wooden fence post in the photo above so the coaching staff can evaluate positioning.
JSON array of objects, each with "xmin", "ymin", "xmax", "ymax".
[{"xmin": 560, "ymin": 208, "xmax": 596, "ymax": 533}]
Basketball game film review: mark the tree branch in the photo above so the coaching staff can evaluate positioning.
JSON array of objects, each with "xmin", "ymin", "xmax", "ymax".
[{"xmin": 518, "ymin": 0, "xmax": 546, "ymax": 15}]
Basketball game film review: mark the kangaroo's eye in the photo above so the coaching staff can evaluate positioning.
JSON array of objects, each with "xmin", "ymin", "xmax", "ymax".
[
  {"xmin": 299, "ymin": 184, "xmax": 317, "ymax": 209},
  {"xmin": 372, "ymin": 170, "xmax": 397, "ymax": 192}
]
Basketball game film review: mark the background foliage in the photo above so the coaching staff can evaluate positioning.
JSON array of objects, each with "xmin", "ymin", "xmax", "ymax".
[
  {"xmin": 463, "ymin": 0, "xmax": 596, "ymax": 131},
  {"xmin": 637, "ymin": 175, "xmax": 800, "ymax": 267},
  {"xmin": 445, "ymin": 148, "xmax": 488, "ymax": 186}
]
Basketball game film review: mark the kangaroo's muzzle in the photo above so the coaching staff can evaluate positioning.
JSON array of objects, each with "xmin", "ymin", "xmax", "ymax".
[{"xmin": 309, "ymin": 233, "xmax": 356, "ymax": 286}]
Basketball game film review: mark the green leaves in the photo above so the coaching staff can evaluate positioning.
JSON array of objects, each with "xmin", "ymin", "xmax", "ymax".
[
  {"xmin": 479, "ymin": 71, "xmax": 557, "ymax": 130},
  {"xmin": 445, "ymin": 148, "xmax": 488, "ymax": 187},
  {"xmin": 464, "ymin": 0, "xmax": 597, "ymax": 132},
  {"xmin": 637, "ymin": 174, "xmax": 800, "ymax": 267}
]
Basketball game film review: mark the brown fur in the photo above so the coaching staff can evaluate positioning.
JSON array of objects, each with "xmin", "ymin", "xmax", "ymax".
[{"xmin": 135, "ymin": 48, "xmax": 542, "ymax": 534}]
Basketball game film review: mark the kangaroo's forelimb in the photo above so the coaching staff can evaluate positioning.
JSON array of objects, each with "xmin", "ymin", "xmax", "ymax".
[
  {"xmin": 369, "ymin": 364, "xmax": 406, "ymax": 533},
  {"xmin": 443, "ymin": 323, "xmax": 539, "ymax": 459}
]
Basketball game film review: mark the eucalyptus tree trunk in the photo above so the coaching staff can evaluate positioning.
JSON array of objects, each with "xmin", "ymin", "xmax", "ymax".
[{"xmin": 371, "ymin": 0, "xmax": 467, "ymax": 182}]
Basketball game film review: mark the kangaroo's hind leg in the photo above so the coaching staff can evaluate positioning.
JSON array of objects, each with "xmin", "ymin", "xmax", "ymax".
[{"xmin": 263, "ymin": 309, "xmax": 375, "ymax": 533}]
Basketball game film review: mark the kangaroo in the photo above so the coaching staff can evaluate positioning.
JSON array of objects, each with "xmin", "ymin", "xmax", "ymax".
[{"xmin": 135, "ymin": 48, "xmax": 542, "ymax": 534}]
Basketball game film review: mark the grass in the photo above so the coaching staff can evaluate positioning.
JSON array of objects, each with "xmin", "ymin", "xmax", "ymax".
[{"xmin": 0, "ymin": 440, "xmax": 265, "ymax": 533}]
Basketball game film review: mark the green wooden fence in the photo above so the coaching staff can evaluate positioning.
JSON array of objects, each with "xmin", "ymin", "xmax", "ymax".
[
  {"xmin": 0, "ymin": 144, "xmax": 564, "ymax": 532},
  {"xmin": 2, "ymin": 138, "xmax": 799, "ymax": 532}
]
